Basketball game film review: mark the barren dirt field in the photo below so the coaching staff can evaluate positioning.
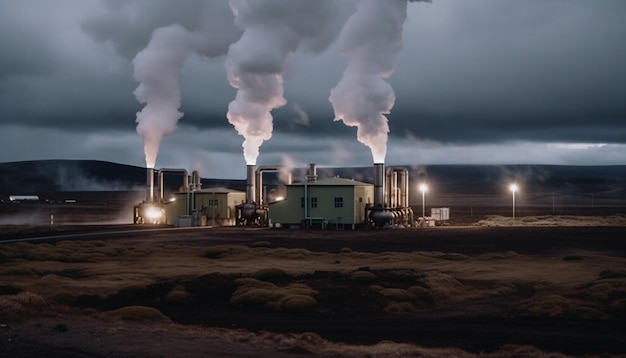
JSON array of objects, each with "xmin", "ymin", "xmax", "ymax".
[{"xmin": 1, "ymin": 216, "xmax": 626, "ymax": 357}]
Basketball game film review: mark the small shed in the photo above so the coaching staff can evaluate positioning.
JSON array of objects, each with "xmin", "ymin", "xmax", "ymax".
[
  {"xmin": 269, "ymin": 177, "xmax": 373, "ymax": 228},
  {"xmin": 165, "ymin": 187, "xmax": 245, "ymax": 226}
]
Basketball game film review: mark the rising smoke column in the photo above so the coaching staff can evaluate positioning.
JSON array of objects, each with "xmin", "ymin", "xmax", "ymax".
[
  {"xmin": 133, "ymin": 25, "xmax": 191, "ymax": 168},
  {"xmin": 226, "ymin": 0, "xmax": 348, "ymax": 165},
  {"xmin": 329, "ymin": 0, "xmax": 427, "ymax": 164},
  {"xmin": 132, "ymin": 1, "xmax": 241, "ymax": 169}
]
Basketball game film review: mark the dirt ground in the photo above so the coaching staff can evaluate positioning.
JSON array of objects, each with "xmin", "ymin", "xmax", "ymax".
[{"xmin": 1, "ymin": 218, "xmax": 626, "ymax": 357}]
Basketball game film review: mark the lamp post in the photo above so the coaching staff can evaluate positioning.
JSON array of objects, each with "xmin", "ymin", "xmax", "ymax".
[
  {"xmin": 419, "ymin": 183, "xmax": 428, "ymax": 218},
  {"xmin": 510, "ymin": 183, "xmax": 518, "ymax": 221}
]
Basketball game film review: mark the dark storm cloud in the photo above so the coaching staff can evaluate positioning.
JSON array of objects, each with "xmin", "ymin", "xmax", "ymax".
[
  {"xmin": 387, "ymin": 0, "xmax": 626, "ymax": 145},
  {"xmin": 81, "ymin": 0, "xmax": 210, "ymax": 58},
  {"xmin": 0, "ymin": 0, "xmax": 625, "ymax": 174}
]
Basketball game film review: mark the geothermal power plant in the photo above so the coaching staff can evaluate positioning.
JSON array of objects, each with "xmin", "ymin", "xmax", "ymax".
[{"xmin": 133, "ymin": 162, "xmax": 419, "ymax": 229}]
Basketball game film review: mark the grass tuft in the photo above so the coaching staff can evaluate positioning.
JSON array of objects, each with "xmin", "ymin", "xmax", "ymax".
[
  {"xmin": 253, "ymin": 268, "xmax": 289, "ymax": 280},
  {"xmin": 107, "ymin": 305, "xmax": 172, "ymax": 322},
  {"xmin": 349, "ymin": 270, "xmax": 377, "ymax": 282}
]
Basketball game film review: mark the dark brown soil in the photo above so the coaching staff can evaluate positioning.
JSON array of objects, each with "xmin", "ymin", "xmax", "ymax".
[{"xmin": 2, "ymin": 225, "xmax": 626, "ymax": 357}]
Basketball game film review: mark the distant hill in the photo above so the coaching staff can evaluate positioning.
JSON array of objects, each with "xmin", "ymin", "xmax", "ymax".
[
  {"xmin": 0, "ymin": 160, "xmax": 247, "ymax": 196},
  {"xmin": 1, "ymin": 160, "xmax": 624, "ymax": 205}
]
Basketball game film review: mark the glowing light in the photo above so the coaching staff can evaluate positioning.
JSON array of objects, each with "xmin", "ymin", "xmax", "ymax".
[
  {"xmin": 419, "ymin": 182, "xmax": 427, "ymax": 218},
  {"xmin": 146, "ymin": 206, "xmax": 163, "ymax": 220},
  {"xmin": 510, "ymin": 183, "xmax": 518, "ymax": 221}
]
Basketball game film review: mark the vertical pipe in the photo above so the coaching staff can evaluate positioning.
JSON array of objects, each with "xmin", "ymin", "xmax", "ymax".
[
  {"xmin": 192, "ymin": 170, "xmax": 201, "ymax": 191},
  {"xmin": 306, "ymin": 163, "xmax": 317, "ymax": 182},
  {"xmin": 147, "ymin": 168, "xmax": 154, "ymax": 203},
  {"xmin": 247, "ymin": 164, "xmax": 256, "ymax": 203},
  {"xmin": 374, "ymin": 163, "xmax": 385, "ymax": 207},
  {"xmin": 400, "ymin": 169, "xmax": 408, "ymax": 208}
]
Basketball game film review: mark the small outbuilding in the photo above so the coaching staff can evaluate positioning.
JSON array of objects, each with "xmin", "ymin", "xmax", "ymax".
[
  {"xmin": 165, "ymin": 187, "xmax": 246, "ymax": 226},
  {"xmin": 268, "ymin": 177, "xmax": 374, "ymax": 228}
]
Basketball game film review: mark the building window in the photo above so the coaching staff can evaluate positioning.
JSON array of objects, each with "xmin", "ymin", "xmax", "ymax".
[
  {"xmin": 208, "ymin": 199, "xmax": 218, "ymax": 209},
  {"xmin": 334, "ymin": 197, "xmax": 343, "ymax": 208},
  {"xmin": 359, "ymin": 197, "xmax": 363, "ymax": 203},
  {"xmin": 301, "ymin": 197, "xmax": 318, "ymax": 208}
]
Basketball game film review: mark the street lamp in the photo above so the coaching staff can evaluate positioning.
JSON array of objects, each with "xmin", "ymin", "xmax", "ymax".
[
  {"xmin": 510, "ymin": 183, "xmax": 518, "ymax": 221},
  {"xmin": 419, "ymin": 183, "xmax": 428, "ymax": 218}
]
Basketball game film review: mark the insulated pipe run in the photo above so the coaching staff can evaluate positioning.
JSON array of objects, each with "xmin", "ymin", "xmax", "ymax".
[
  {"xmin": 255, "ymin": 166, "xmax": 292, "ymax": 205},
  {"xmin": 374, "ymin": 163, "xmax": 385, "ymax": 207},
  {"xmin": 158, "ymin": 168, "xmax": 189, "ymax": 201},
  {"xmin": 146, "ymin": 168, "xmax": 155, "ymax": 203},
  {"xmin": 246, "ymin": 164, "xmax": 256, "ymax": 204},
  {"xmin": 387, "ymin": 167, "xmax": 409, "ymax": 208},
  {"xmin": 191, "ymin": 170, "xmax": 201, "ymax": 191}
]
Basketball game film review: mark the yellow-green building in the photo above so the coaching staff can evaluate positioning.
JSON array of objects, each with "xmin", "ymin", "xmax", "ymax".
[
  {"xmin": 268, "ymin": 177, "xmax": 373, "ymax": 228},
  {"xmin": 165, "ymin": 187, "xmax": 246, "ymax": 226}
]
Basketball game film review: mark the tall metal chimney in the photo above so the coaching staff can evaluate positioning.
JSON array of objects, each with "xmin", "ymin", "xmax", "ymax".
[
  {"xmin": 146, "ymin": 168, "xmax": 155, "ymax": 203},
  {"xmin": 306, "ymin": 163, "xmax": 317, "ymax": 182},
  {"xmin": 246, "ymin": 164, "xmax": 256, "ymax": 203},
  {"xmin": 374, "ymin": 163, "xmax": 385, "ymax": 207}
]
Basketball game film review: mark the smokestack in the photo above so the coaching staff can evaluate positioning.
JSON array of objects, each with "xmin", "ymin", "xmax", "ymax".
[
  {"xmin": 306, "ymin": 163, "xmax": 318, "ymax": 182},
  {"xmin": 146, "ymin": 168, "xmax": 155, "ymax": 203},
  {"xmin": 246, "ymin": 164, "xmax": 256, "ymax": 204},
  {"xmin": 374, "ymin": 163, "xmax": 385, "ymax": 207},
  {"xmin": 192, "ymin": 170, "xmax": 201, "ymax": 191}
]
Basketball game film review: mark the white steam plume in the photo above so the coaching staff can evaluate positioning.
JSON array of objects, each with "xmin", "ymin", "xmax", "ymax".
[
  {"xmin": 133, "ymin": 25, "xmax": 191, "ymax": 169},
  {"xmin": 132, "ymin": 2, "xmax": 241, "ymax": 169},
  {"xmin": 226, "ymin": 0, "xmax": 349, "ymax": 165},
  {"xmin": 329, "ymin": 0, "xmax": 429, "ymax": 164}
]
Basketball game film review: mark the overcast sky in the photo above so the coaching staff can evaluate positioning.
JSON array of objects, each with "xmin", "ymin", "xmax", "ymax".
[{"xmin": 1, "ymin": 0, "xmax": 624, "ymax": 179}]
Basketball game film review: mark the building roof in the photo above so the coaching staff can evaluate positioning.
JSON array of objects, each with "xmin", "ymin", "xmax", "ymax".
[
  {"xmin": 176, "ymin": 187, "xmax": 244, "ymax": 194},
  {"xmin": 289, "ymin": 177, "xmax": 372, "ymax": 187}
]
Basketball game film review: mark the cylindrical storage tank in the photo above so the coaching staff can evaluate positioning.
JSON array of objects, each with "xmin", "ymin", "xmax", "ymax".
[
  {"xmin": 374, "ymin": 163, "xmax": 385, "ymax": 207},
  {"xmin": 246, "ymin": 164, "xmax": 256, "ymax": 203},
  {"xmin": 242, "ymin": 203, "xmax": 257, "ymax": 220},
  {"xmin": 370, "ymin": 209, "xmax": 394, "ymax": 227}
]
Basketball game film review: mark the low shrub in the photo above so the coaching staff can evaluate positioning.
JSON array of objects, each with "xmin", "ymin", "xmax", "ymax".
[
  {"xmin": 253, "ymin": 268, "xmax": 289, "ymax": 280},
  {"xmin": 518, "ymin": 294, "xmax": 571, "ymax": 317},
  {"xmin": 165, "ymin": 284, "xmax": 191, "ymax": 303},
  {"xmin": 570, "ymin": 306, "xmax": 603, "ymax": 319},
  {"xmin": 230, "ymin": 280, "xmax": 317, "ymax": 312},
  {"xmin": 108, "ymin": 305, "xmax": 171, "ymax": 322},
  {"xmin": 276, "ymin": 294, "xmax": 317, "ymax": 312},
  {"xmin": 349, "ymin": 270, "xmax": 377, "ymax": 282},
  {"xmin": 0, "ymin": 292, "xmax": 49, "ymax": 321},
  {"xmin": 381, "ymin": 288, "xmax": 416, "ymax": 302},
  {"xmin": 204, "ymin": 245, "xmax": 251, "ymax": 259},
  {"xmin": 407, "ymin": 286, "xmax": 434, "ymax": 302}
]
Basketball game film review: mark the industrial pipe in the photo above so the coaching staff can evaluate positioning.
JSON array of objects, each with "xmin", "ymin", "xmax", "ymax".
[
  {"xmin": 255, "ymin": 166, "xmax": 292, "ymax": 205},
  {"xmin": 158, "ymin": 168, "xmax": 189, "ymax": 201},
  {"xmin": 146, "ymin": 168, "xmax": 155, "ymax": 203},
  {"xmin": 387, "ymin": 167, "xmax": 409, "ymax": 208},
  {"xmin": 246, "ymin": 164, "xmax": 256, "ymax": 204},
  {"xmin": 374, "ymin": 163, "xmax": 385, "ymax": 207}
]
